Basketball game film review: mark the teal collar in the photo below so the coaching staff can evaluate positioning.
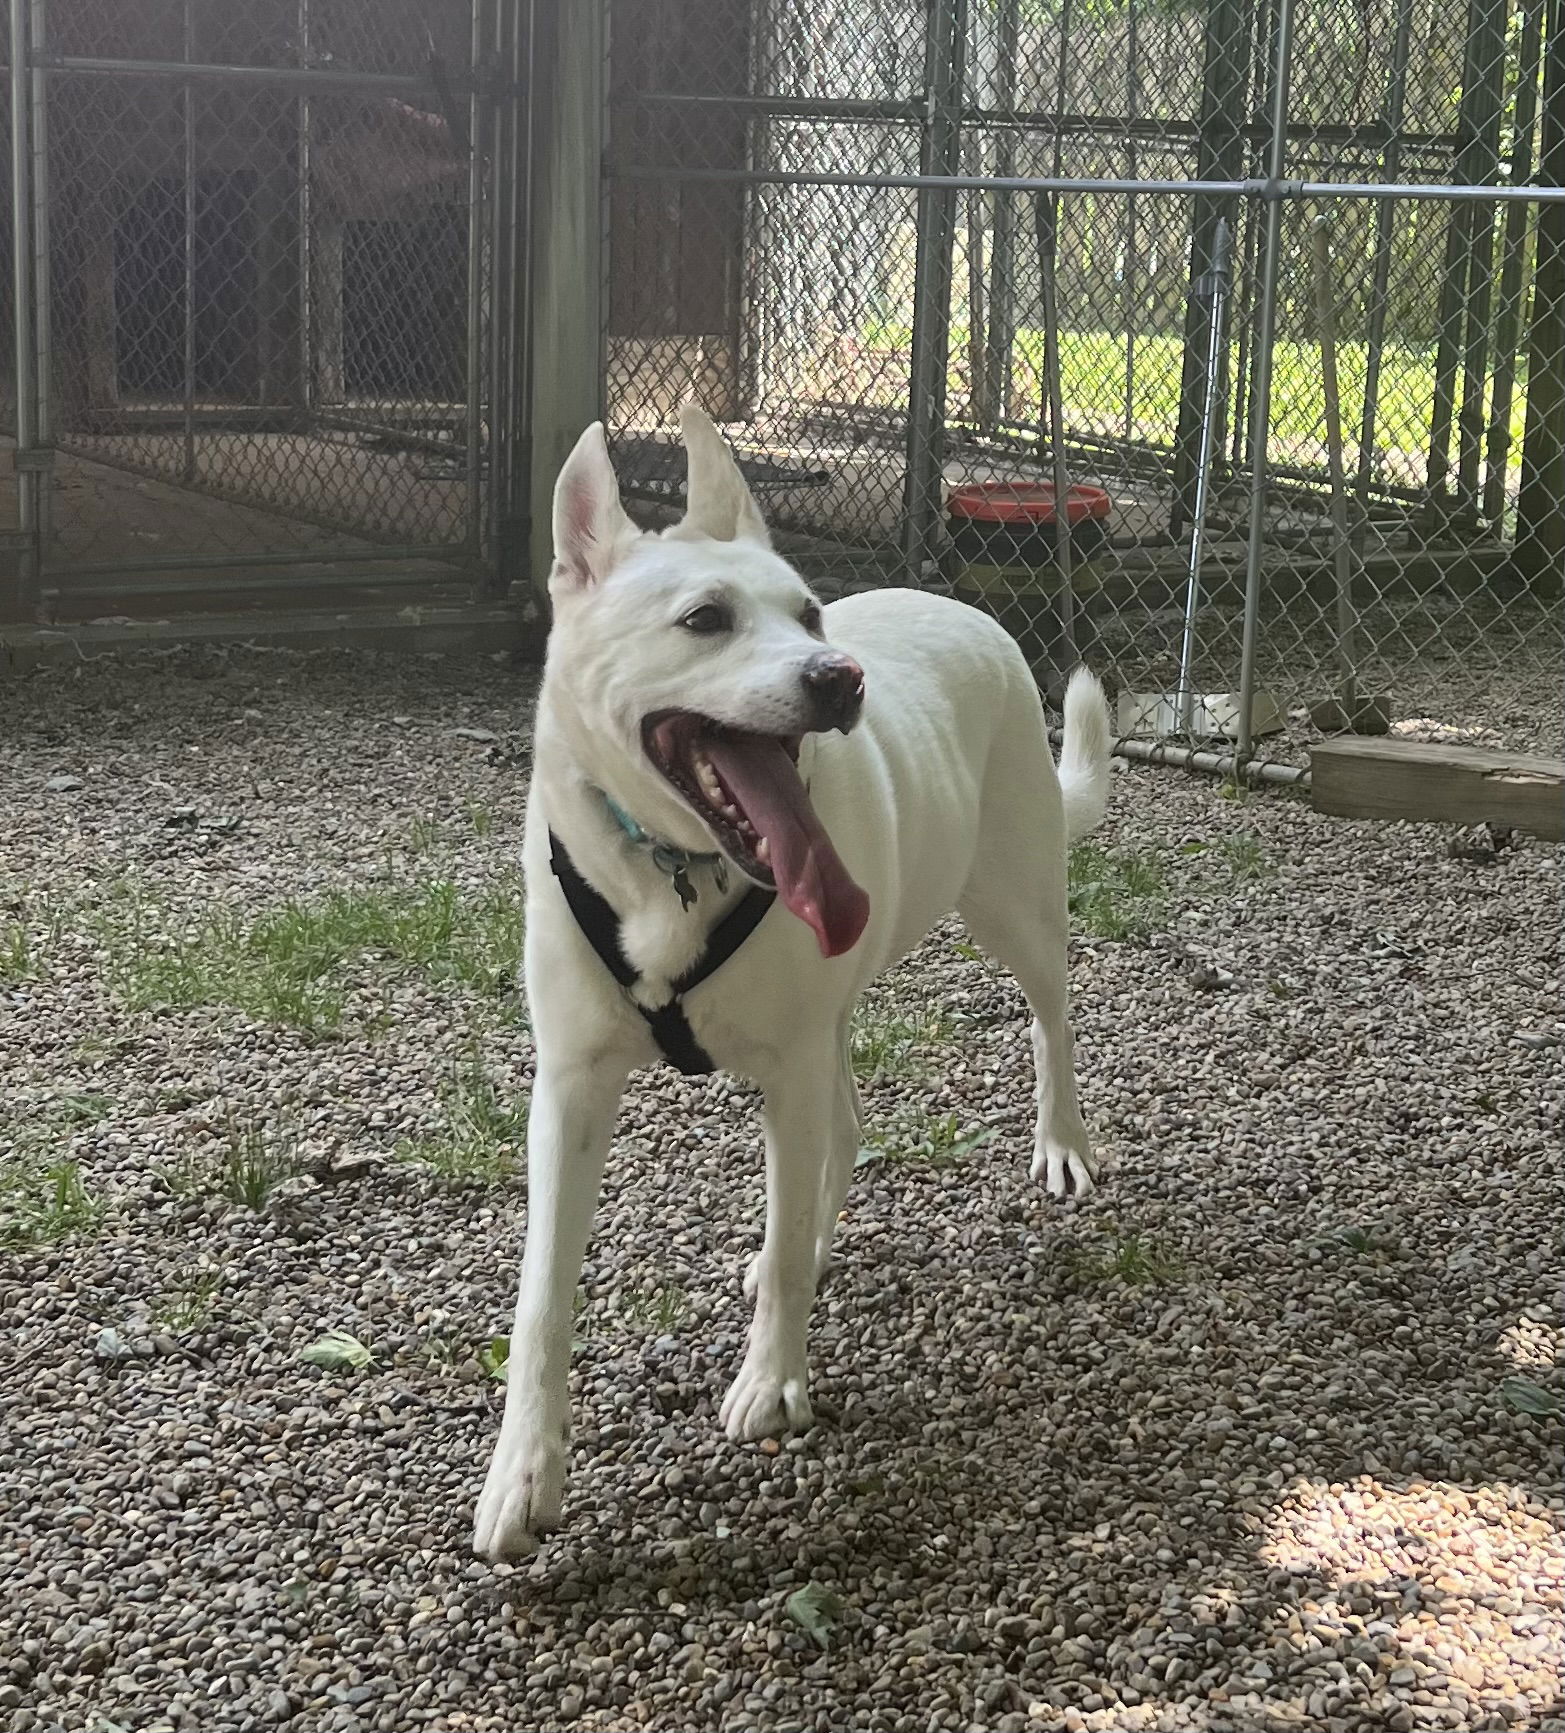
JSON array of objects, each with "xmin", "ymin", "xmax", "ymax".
[{"xmin": 602, "ymin": 793, "xmax": 727, "ymax": 910}]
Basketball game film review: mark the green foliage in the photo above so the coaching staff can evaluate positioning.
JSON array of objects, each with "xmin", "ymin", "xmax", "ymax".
[
  {"xmin": 394, "ymin": 1043, "xmax": 527, "ymax": 1186},
  {"xmin": 0, "ymin": 1158, "xmax": 102, "ymax": 1251},
  {"xmin": 1068, "ymin": 842, "xmax": 1166, "ymax": 940},
  {"xmin": 97, "ymin": 877, "xmax": 525, "ymax": 1034}
]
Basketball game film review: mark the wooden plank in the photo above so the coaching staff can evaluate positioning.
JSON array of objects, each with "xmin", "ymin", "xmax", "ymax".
[{"xmin": 1311, "ymin": 737, "xmax": 1565, "ymax": 841}]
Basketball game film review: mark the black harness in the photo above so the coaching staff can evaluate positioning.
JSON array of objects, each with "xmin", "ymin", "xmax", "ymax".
[{"xmin": 548, "ymin": 832, "xmax": 775, "ymax": 1075}]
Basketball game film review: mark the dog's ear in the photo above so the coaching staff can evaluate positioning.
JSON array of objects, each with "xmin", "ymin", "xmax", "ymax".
[
  {"xmin": 552, "ymin": 422, "xmax": 635, "ymax": 589},
  {"xmin": 675, "ymin": 405, "xmax": 772, "ymax": 548}
]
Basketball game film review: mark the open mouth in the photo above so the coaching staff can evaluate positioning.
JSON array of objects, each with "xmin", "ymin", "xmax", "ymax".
[{"xmin": 642, "ymin": 710, "xmax": 870, "ymax": 957}]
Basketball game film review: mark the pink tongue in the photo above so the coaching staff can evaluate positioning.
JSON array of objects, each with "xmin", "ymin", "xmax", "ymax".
[{"xmin": 703, "ymin": 736, "xmax": 869, "ymax": 957}]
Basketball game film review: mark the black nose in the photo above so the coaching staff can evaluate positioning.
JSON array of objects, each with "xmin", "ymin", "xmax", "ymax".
[{"xmin": 801, "ymin": 652, "xmax": 865, "ymax": 733}]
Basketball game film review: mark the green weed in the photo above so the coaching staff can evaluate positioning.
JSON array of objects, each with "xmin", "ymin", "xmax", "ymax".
[
  {"xmin": 1068, "ymin": 843, "xmax": 1166, "ymax": 940},
  {"xmin": 394, "ymin": 1044, "xmax": 527, "ymax": 1186},
  {"xmin": 620, "ymin": 1282, "xmax": 689, "ymax": 1334},
  {"xmin": 850, "ymin": 1000, "xmax": 956, "ymax": 1083},
  {"xmin": 151, "ymin": 1268, "xmax": 225, "ymax": 1332},
  {"xmin": 0, "ymin": 921, "xmax": 34, "ymax": 981},
  {"xmin": 860, "ymin": 1108, "xmax": 993, "ymax": 1167},
  {"xmin": 97, "ymin": 877, "xmax": 525, "ymax": 1034},
  {"xmin": 0, "ymin": 1158, "xmax": 103, "ymax": 1251},
  {"xmin": 217, "ymin": 1122, "xmax": 304, "ymax": 1210},
  {"xmin": 1067, "ymin": 1226, "xmax": 1183, "ymax": 1286}
]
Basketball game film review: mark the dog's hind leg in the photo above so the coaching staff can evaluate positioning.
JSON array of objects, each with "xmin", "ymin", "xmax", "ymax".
[
  {"xmin": 723, "ymin": 1040, "xmax": 840, "ymax": 1441},
  {"xmin": 473, "ymin": 1056, "xmax": 628, "ymax": 1560},
  {"xmin": 958, "ymin": 776, "xmax": 1097, "ymax": 1200}
]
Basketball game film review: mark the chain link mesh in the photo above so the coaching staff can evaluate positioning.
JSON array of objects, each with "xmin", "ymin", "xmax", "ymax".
[
  {"xmin": 606, "ymin": 0, "xmax": 1564, "ymax": 763},
  {"xmin": 3, "ymin": 0, "xmax": 497, "ymax": 610}
]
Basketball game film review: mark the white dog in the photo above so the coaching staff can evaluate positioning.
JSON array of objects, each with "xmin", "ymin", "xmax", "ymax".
[{"xmin": 473, "ymin": 407, "xmax": 1111, "ymax": 1560}]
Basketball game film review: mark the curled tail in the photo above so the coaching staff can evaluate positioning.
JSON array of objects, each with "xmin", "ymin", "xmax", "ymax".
[{"xmin": 1057, "ymin": 667, "xmax": 1112, "ymax": 840}]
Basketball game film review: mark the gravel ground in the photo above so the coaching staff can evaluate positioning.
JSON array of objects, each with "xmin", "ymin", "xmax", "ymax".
[{"xmin": 2, "ymin": 645, "xmax": 1561, "ymax": 1733}]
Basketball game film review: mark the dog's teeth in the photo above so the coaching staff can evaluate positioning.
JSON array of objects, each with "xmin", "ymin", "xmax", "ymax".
[
  {"xmin": 755, "ymin": 836, "xmax": 771, "ymax": 865},
  {"xmin": 721, "ymin": 802, "xmax": 740, "ymax": 821}
]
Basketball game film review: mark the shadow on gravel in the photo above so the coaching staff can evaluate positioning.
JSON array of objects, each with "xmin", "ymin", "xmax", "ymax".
[{"xmin": 500, "ymin": 1287, "xmax": 1563, "ymax": 1732}]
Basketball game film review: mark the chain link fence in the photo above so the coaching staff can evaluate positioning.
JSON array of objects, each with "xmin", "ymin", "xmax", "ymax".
[
  {"xmin": 2, "ymin": 0, "xmax": 528, "ymax": 622},
  {"xmin": 605, "ymin": 0, "xmax": 1565, "ymax": 769}
]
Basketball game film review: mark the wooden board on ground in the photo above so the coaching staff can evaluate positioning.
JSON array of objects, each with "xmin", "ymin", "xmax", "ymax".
[{"xmin": 1310, "ymin": 738, "xmax": 1564, "ymax": 840}]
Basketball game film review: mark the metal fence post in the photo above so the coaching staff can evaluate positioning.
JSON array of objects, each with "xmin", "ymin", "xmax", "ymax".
[
  {"xmin": 7, "ymin": 0, "xmax": 42, "ymax": 621},
  {"xmin": 464, "ymin": 0, "xmax": 490, "ymax": 574},
  {"xmin": 28, "ymin": 0, "xmax": 52, "ymax": 554},
  {"xmin": 1235, "ymin": 0, "xmax": 1295, "ymax": 767},
  {"xmin": 982, "ymin": 0, "xmax": 1018, "ymax": 434},
  {"xmin": 181, "ymin": 0, "xmax": 197, "ymax": 485},
  {"xmin": 1177, "ymin": 216, "xmax": 1232, "ymax": 734},
  {"xmin": 527, "ymin": 0, "xmax": 605, "ymax": 604},
  {"xmin": 1352, "ymin": 0, "xmax": 1413, "ymax": 541},
  {"xmin": 901, "ymin": 0, "xmax": 965, "ymax": 584},
  {"xmin": 1484, "ymin": 0, "xmax": 1545, "ymax": 525},
  {"xmin": 1515, "ymin": 0, "xmax": 1565, "ymax": 584},
  {"xmin": 1171, "ymin": 0, "xmax": 1249, "ymax": 538}
]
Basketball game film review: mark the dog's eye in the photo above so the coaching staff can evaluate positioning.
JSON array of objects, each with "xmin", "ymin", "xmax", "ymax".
[
  {"xmin": 679, "ymin": 603, "xmax": 732, "ymax": 636},
  {"xmin": 800, "ymin": 603, "xmax": 823, "ymax": 635}
]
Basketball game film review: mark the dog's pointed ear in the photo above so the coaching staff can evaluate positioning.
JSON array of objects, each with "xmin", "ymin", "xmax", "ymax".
[
  {"xmin": 552, "ymin": 422, "xmax": 634, "ymax": 590},
  {"xmin": 676, "ymin": 404, "xmax": 772, "ymax": 547}
]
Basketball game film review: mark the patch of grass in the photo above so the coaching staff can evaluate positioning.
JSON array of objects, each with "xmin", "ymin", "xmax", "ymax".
[
  {"xmin": 0, "ymin": 920, "xmax": 35, "ymax": 981},
  {"xmin": 0, "ymin": 888, "xmax": 72, "ymax": 982},
  {"xmin": 155, "ymin": 1120, "xmax": 305, "ymax": 1209},
  {"xmin": 466, "ymin": 802, "xmax": 496, "ymax": 839},
  {"xmin": 0, "ymin": 1158, "xmax": 103, "ymax": 1251},
  {"xmin": 850, "ymin": 1000, "xmax": 956, "ymax": 1083},
  {"xmin": 408, "ymin": 816, "xmax": 444, "ymax": 854},
  {"xmin": 1212, "ymin": 833, "xmax": 1273, "ymax": 882},
  {"xmin": 1068, "ymin": 842, "xmax": 1166, "ymax": 940},
  {"xmin": 859, "ymin": 324, "xmax": 1519, "ymax": 463},
  {"xmin": 218, "ymin": 1122, "xmax": 305, "ymax": 1210},
  {"xmin": 151, "ymin": 1268, "xmax": 224, "ymax": 1333},
  {"xmin": 97, "ymin": 876, "xmax": 525, "ymax": 1034},
  {"xmin": 1326, "ymin": 1224, "xmax": 1398, "ymax": 1258},
  {"xmin": 395, "ymin": 1044, "xmax": 527, "ymax": 1186},
  {"xmin": 52, "ymin": 1092, "xmax": 115, "ymax": 1125},
  {"xmin": 1067, "ymin": 1226, "xmax": 1183, "ymax": 1286},
  {"xmin": 860, "ymin": 1108, "xmax": 993, "ymax": 1168},
  {"xmin": 620, "ymin": 1282, "xmax": 689, "ymax": 1334}
]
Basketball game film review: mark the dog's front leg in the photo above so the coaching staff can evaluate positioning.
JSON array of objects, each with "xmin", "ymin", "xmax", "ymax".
[
  {"xmin": 721, "ymin": 1052, "xmax": 836, "ymax": 1442},
  {"xmin": 473, "ymin": 1056, "xmax": 626, "ymax": 1560}
]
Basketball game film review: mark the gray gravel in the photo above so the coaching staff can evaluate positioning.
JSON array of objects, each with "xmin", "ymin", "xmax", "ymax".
[{"xmin": 2, "ymin": 644, "xmax": 1561, "ymax": 1733}]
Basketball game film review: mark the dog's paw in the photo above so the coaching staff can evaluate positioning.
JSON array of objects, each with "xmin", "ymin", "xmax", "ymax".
[
  {"xmin": 472, "ymin": 1429, "xmax": 566, "ymax": 1561},
  {"xmin": 720, "ymin": 1357, "xmax": 812, "ymax": 1442},
  {"xmin": 1032, "ymin": 1135, "xmax": 1097, "ymax": 1199}
]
